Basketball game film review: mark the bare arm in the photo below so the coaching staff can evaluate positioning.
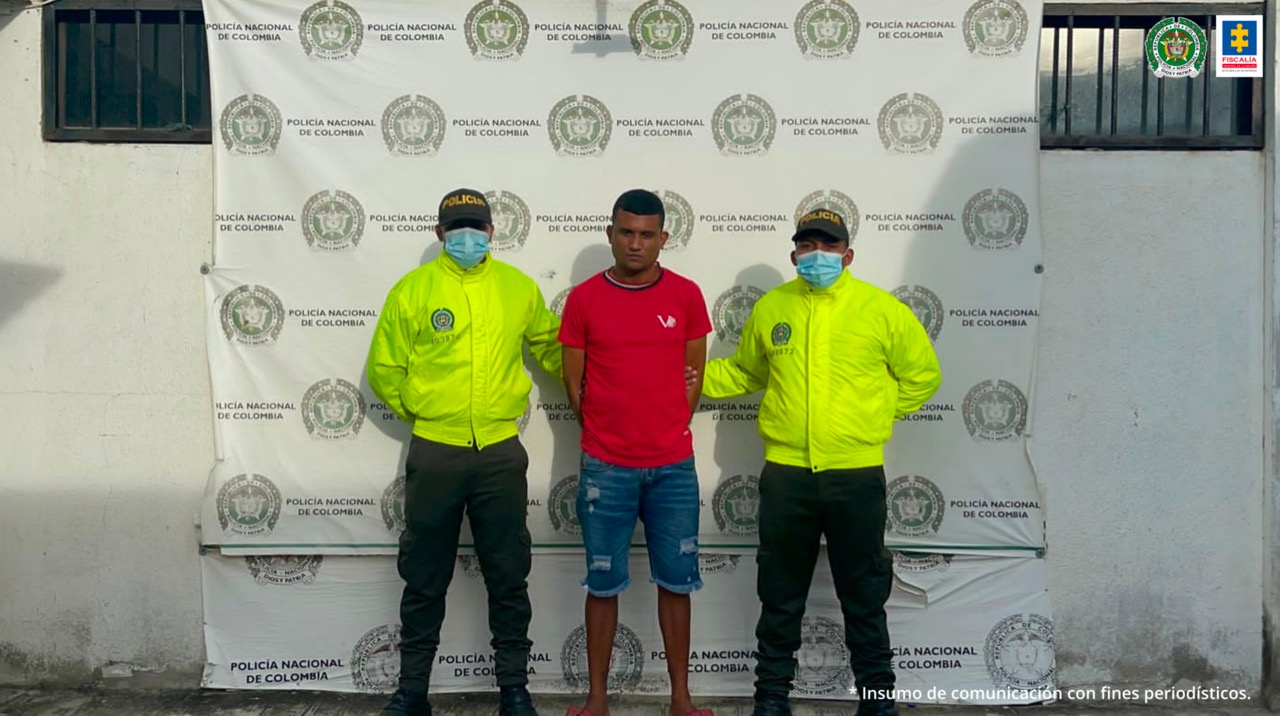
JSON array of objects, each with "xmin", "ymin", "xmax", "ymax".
[
  {"xmin": 684, "ymin": 336, "xmax": 707, "ymax": 415},
  {"xmin": 562, "ymin": 345, "xmax": 586, "ymax": 425}
]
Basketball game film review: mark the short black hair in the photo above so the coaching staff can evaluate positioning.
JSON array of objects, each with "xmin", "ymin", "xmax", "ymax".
[{"xmin": 611, "ymin": 189, "xmax": 665, "ymax": 228}]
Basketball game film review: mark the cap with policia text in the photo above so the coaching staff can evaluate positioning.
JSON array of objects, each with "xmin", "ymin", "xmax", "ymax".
[
  {"xmin": 438, "ymin": 188, "xmax": 492, "ymax": 228},
  {"xmin": 791, "ymin": 208, "xmax": 850, "ymax": 244}
]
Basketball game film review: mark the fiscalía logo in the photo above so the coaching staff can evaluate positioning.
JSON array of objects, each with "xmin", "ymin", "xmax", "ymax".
[
  {"xmin": 794, "ymin": 0, "xmax": 860, "ymax": 59},
  {"xmin": 793, "ymin": 616, "xmax": 854, "ymax": 696},
  {"xmin": 351, "ymin": 624, "xmax": 401, "ymax": 693},
  {"xmin": 381, "ymin": 475, "xmax": 405, "ymax": 532},
  {"xmin": 431, "ymin": 308, "xmax": 455, "ymax": 332},
  {"xmin": 697, "ymin": 553, "xmax": 741, "ymax": 575},
  {"xmin": 886, "ymin": 474, "xmax": 945, "ymax": 537},
  {"xmin": 381, "ymin": 94, "xmax": 446, "ymax": 157},
  {"xmin": 245, "ymin": 555, "xmax": 323, "ymax": 586},
  {"xmin": 219, "ymin": 94, "xmax": 282, "ymax": 157},
  {"xmin": 548, "ymin": 95, "xmax": 613, "ymax": 157},
  {"xmin": 891, "ymin": 550, "xmax": 953, "ymax": 573},
  {"xmin": 217, "ymin": 473, "xmax": 283, "ymax": 536},
  {"xmin": 771, "ymin": 322, "xmax": 792, "ymax": 347},
  {"xmin": 962, "ymin": 379, "xmax": 1028, "ymax": 441},
  {"xmin": 984, "ymin": 613, "xmax": 1056, "ymax": 689},
  {"xmin": 299, "ymin": 0, "xmax": 364, "ymax": 60},
  {"xmin": 465, "ymin": 0, "xmax": 529, "ymax": 60},
  {"xmin": 561, "ymin": 622, "xmax": 644, "ymax": 692},
  {"xmin": 655, "ymin": 190, "xmax": 694, "ymax": 251},
  {"xmin": 302, "ymin": 378, "xmax": 367, "ymax": 439},
  {"xmin": 629, "ymin": 0, "xmax": 694, "ymax": 61},
  {"xmin": 794, "ymin": 189, "xmax": 859, "ymax": 244},
  {"xmin": 486, "ymin": 190, "xmax": 532, "ymax": 252},
  {"xmin": 550, "ymin": 287, "xmax": 572, "ymax": 318},
  {"xmin": 458, "ymin": 554, "xmax": 485, "ymax": 579},
  {"xmin": 712, "ymin": 474, "xmax": 761, "ymax": 537},
  {"xmin": 877, "ymin": 92, "xmax": 944, "ymax": 154},
  {"xmin": 712, "ymin": 285, "xmax": 766, "ymax": 344},
  {"xmin": 711, "ymin": 94, "xmax": 777, "ymax": 157},
  {"xmin": 891, "ymin": 285, "xmax": 944, "ymax": 341},
  {"xmin": 220, "ymin": 284, "xmax": 284, "ymax": 346},
  {"xmin": 962, "ymin": 0, "xmax": 1028, "ymax": 58},
  {"xmin": 963, "ymin": 188, "xmax": 1028, "ymax": 250},
  {"xmin": 1146, "ymin": 17, "xmax": 1208, "ymax": 78},
  {"xmin": 302, "ymin": 189, "xmax": 365, "ymax": 251},
  {"xmin": 548, "ymin": 474, "xmax": 581, "ymax": 535}
]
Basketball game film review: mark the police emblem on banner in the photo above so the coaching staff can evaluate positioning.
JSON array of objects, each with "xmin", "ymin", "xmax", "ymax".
[
  {"xmin": 302, "ymin": 378, "xmax": 366, "ymax": 439},
  {"xmin": 711, "ymin": 94, "xmax": 777, "ymax": 157},
  {"xmin": 654, "ymin": 190, "xmax": 694, "ymax": 251},
  {"xmin": 458, "ymin": 554, "xmax": 484, "ymax": 579},
  {"xmin": 794, "ymin": 189, "xmax": 859, "ymax": 243},
  {"xmin": 629, "ymin": 0, "xmax": 694, "ymax": 61},
  {"xmin": 792, "ymin": 616, "xmax": 853, "ymax": 696},
  {"xmin": 548, "ymin": 95, "xmax": 613, "ymax": 157},
  {"xmin": 697, "ymin": 553, "xmax": 741, "ymax": 575},
  {"xmin": 712, "ymin": 474, "xmax": 761, "ymax": 536},
  {"xmin": 381, "ymin": 475, "xmax": 405, "ymax": 532},
  {"xmin": 891, "ymin": 285, "xmax": 944, "ymax": 341},
  {"xmin": 794, "ymin": 0, "xmax": 860, "ymax": 59},
  {"xmin": 299, "ymin": 0, "xmax": 364, "ymax": 60},
  {"xmin": 962, "ymin": 379, "xmax": 1028, "ymax": 441},
  {"xmin": 713, "ymin": 285, "xmax": 766, "ymax": 344},
  {"xmin": 351, "ymin": 624, "xmax": 401, "ymax": 693},
  {"xmin": 1145, "ymin": 17, "xmax": 1208, "ymax": 79},
  {"xmin": 561, "ymin": 623, "xmax": 644, "ymax": 691},
  {"xmin": 466, "ymin": 0, "xmax": 529, "ymax": 60},
  {"xmin": 381, "ymin": 94, "xmax": 446, "ymax": 157},
  {"xmin": 485, "ymin": 190, "xmax": 532, "ymax": 252},
  {"xmin": 886, "ymin": 475, "xmax": 945, "ymax": 537},
  {"xmin": 219, "ymin": 94, "xmax": 282, "ymax": 157},
  {"xmin": 245, "ymin": 555, "xmax": 323, "ymax": 586},
  {"xmin": 517, "ymin": 398, "xmax": 532, "ymax": 434},
  {"xmin": 877, "ymin": 92, "xmax": 944, "ymax": 154},
  {"xmin": 220, "ymin": 285, "xmax": 284, "ymax": 346},
  {"xmin": 962, "ymin": 0, "xmax": 1028, "ymax": 58},
  {"xmin": 550, "ymin": 287, "xmax": 572, "ymax": 318},
  {"xmin": 302, "ymin": 190, "xmax": 365, "ymax": 251},
  {"xmin": 548, "ymin": 474, "xmax": 581, "ymax": 535},
  {"xmin": 891, "ymin": 550, "xmax": 953, "ymax": 573},
  {"xmin": 984, "ymin": 613, "xmax": 1056, "ymax": 689},
  {"xmin": 963, "ymin": 188, "xmax": 1029, "ymax": 250},
  {"xmin": 217, "ymin": 473, "xmax": 283, "ymax": 536}
]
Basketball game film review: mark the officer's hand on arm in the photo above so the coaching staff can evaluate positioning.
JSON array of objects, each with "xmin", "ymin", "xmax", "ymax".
[
  {"xmin": 888, "ymin": 300, "xmax": 943, "ymax": 418},
  {"xmin": 703, "ymin": 307, "xmax": 767, "ymax": 400},
  {"xmin": 367, "ymin": 286, "xmax": 417, "ymax": 423},
  {"xmin": 525, "ymin": 284, "xmax": 563, "ymax": 378}
]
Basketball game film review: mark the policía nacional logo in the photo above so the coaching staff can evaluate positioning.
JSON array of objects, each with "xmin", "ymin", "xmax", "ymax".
[
  {"xmin": 245, "ymin": 555, "xmax": 323, "ymax": 586},
  {"xmin": 963, "ymin": 188, "xmax": 1029, "ymax": 250},
  {"xmin": 465, "ymin": 0, "xmax": 529, "ymax": 61},
  {"xmin": 984, "ymin": 613, "xmax": 1056, "ymax": 689},
  {"xmin": 220, "ymin": 284, "xmax": 285, "ymax": 346},
  {"xmin": 302, "ymin": 378, "xmax": 367, "ymax": 439},
  {"xmin": 794, "ymin": 189, "xmax": 859, "ymax": 244},
  {"xmin": 877, "ymin": 92, "xmax": 944, "ymax": 154},
  {"xmin": 561, "ymin": 623, "xmax": 644, "ymax": 692},
  {"xmin": 299, "ymin": 0, "xmax": 364, "ymax": 60},
  {"xmin": 891, "ymin": 551, "xmax": 953, "ymax": 573},
  {"xmin": 962, "ymin": 379, "xmax": 1028, "ymax": 441},
  {"xmin": 216, "ymin": 473, "xmax": 283, "ymax": 536},
  {"xmin": 794, "ymin": 0, "xmax": 861, "ymax": 59},
  {"xmin": 381, "ymin": 94, "xmax": 446, "ymax": 157},
  {"xmin": 381, "ymin": 475, "xmax": 405, "ymax": 532},
  {"xmin": 550, "ymin": 287, "xmax": 572, "ymax": 318},
  {"xmin": 629, "ymin": 0, "xmax": 694, "ymax": 61},
  {"xmin": 548, "ymin": 474, "xmax": 581, "ymax": 535},
  {"xmin": 886, "ymin": 474, "xmax": 945, "ymax": 537},
  {"xmin": 548, "ymin": 95, "xmax": 613, "ymax": 157},
  {"xmin": 770, "ymin": 322, "xmax": 792, "ymax": 346},
  {"xmin": 712, "ymin": 474, "xmax": 761, "ymax": 537},
  {"xmin": 962, "ymin": 0, "xmax": 1029, "ymax": 58},
  {"xmin": 351, "ymin": 624, "xmax": 401, "ymax": 694},
  {"xmin": 458, "ymin": 554, "xmax": 485, "ymax": 580},
  {"xmin": 711, "ymin": 94, "xmax": 777, "ymax": 157},
  {"xmin": 655, "ymin": 190, "xmax": 694, "ymax": 251},
  {"xmin": 1145, "ymin": 17, "xmax": 1208, "ymax": 78},
  {"xmin": 219, "ymin": 94, "xmax": 282, "ymax": 157},
  {"xmin": 697, "ymin": 553, "xmax": 741, "ymax": 575},
  {"xmin": 793, "ymin": 616, "xmax": 854, "ymax": 696},
  {"xmin": 431, "ymin": 308, "xmax": 455, "ymax": 332},
  {"xmin": 486, "ymin": 190, "xmax": 532, "ymax": 252},
  {"xmin": 891, "ymin": 285, "xmax": 944, "ymax": 341},
  {"xmin": 712, "ymin": 285, "xmax": 766, "ymax": 344},
  {"xmin": 302, "ymin": 190, "xmax": 365, "ymax": 251},
  {"xmin": 517, "ymin": 398, "xmax": 532, "ymax": 434}
]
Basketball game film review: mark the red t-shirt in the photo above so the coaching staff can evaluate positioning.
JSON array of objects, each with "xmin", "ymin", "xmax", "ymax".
[{"xmin": 558, "ymin": 267, "xmax": 712, "ymax": 469}]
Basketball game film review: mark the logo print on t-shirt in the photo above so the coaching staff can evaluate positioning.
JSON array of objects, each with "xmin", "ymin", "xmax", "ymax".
[{"xmin": 656, "ymin": 314, "xmax": 677, "ymax": 328}]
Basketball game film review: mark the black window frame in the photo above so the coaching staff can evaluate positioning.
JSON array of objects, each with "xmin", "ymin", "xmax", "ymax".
[{"xmin": 41, "ymin": 0, "xmax": 211, "ymax": 144}]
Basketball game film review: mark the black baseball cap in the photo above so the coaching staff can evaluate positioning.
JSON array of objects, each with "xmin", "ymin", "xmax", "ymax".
[
  {"xmin": 791, "ymin": 208, "xmax": 850, "ymax": 244},
  {"xmin": 438, "ymin": 188, "xmax": 492, "ymax": 228}
]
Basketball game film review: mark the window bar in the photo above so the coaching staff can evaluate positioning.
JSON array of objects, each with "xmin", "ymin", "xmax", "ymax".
[
  {"xmin": 1049, "ymin": 27, "xmax": 1060, "ymax": 133},
  {"xmin": 1064, "ymin": 15, "xmax": 1074, "ymax": 135},
  {"xmin": 1110, "ymin": 15, "xmax": 1119, "ymax": 135},
  {"xmin": 1202, "ymin": 16, "xmax": 1212, "ymax": 136},
  {"xmin": 1156, "ymin": 75, "xmax": 1165, "ymax": 135},
  {"xmin": 179, "ymin": 10, "xmax": 187, "ymax": 126},
  {"xmin": 89, "ymin": 9, "xmax": 97, "ymax": 128},
  {"xmin": 135, "ymin": 9, "xmax": 143, "ymax": 130},
  {"xmin": 1094, "ymin": 25, "xmax": 1104, "ymax": 134},
  {"xmin": 1140, "ymin": 46, "xmax": 1149, "ymax": 133},
  {"xmin": 57, "ymin": 16, "xmax": 68, "ymax": 128}
]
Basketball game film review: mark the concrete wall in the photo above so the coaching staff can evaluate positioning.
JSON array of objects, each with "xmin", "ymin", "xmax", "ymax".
[{"xmin": 0, "ymin": 2, "xmax": 1269, "ymax": 695}]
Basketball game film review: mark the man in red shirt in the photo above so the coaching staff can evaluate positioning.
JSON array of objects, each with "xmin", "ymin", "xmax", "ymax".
[{"xmin": 559, "ymin": 189, "xmax": 713, "ymax": 716}]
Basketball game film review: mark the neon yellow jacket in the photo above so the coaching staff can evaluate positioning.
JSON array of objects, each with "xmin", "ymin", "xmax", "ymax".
[
  {"xmin": 703, "ymin": 271, "xmax": 941, "ymax": 471},
  {"xmin": 367, "ymin": 253, "xmax": 562, "ymax": 450}
]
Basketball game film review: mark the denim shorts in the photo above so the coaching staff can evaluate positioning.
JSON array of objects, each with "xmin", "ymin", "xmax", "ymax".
[{"xmin": 575, "ymin": 451, "xmax": 703, "ymax": 597}]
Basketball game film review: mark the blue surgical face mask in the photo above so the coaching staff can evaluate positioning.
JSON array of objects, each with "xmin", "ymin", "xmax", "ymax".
[
  {"xmin": 795, "ymin": 249, "xmax": 846, "ymax": 289},
  {"xmin": 443, "ymin": 228, "xmax": 489, "ymax": 270}
]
